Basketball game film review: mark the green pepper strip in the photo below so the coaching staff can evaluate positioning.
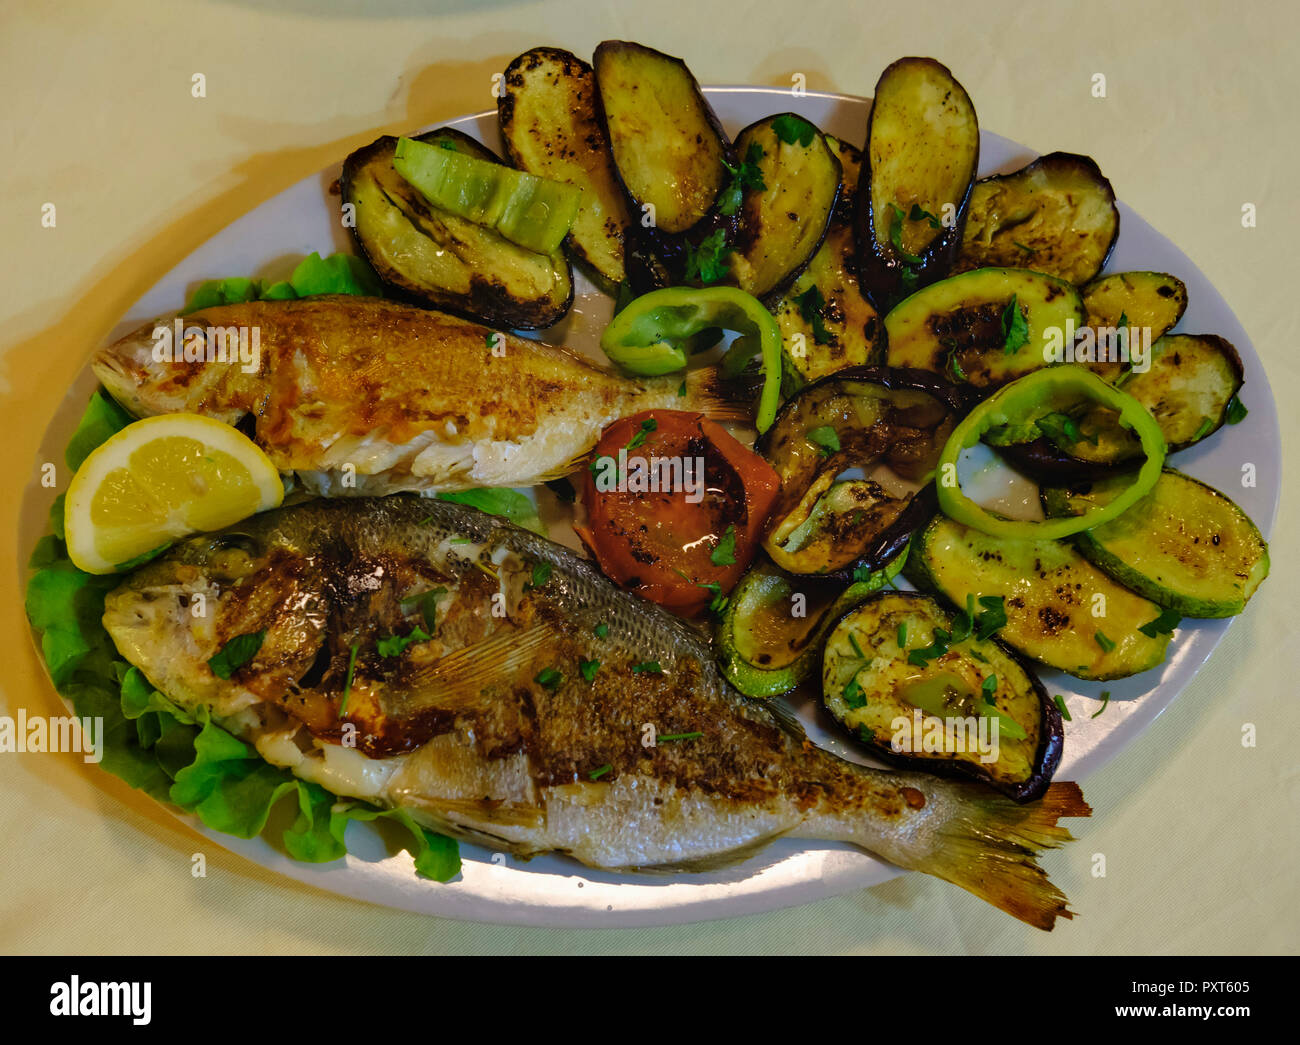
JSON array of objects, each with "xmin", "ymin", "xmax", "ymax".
[
  {"xmin": 936, "ymin": 366, "xmax": 1166, "ymax": 540},
  {"xmin": 599, "ymin": 286, "xmax": 783, "ymax": 432}
]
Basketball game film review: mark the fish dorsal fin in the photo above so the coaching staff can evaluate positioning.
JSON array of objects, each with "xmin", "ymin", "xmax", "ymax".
[{"xmin": 390, "ymin": 623, "xmax": 553, "ymax": 715}]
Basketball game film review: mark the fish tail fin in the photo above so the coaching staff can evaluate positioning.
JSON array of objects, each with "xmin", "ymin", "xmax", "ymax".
[
  {"xmin": 924, "ymin": 781, "xmax": 1091, "ymax": 930},
  {"xmin": 680, "ymin": 365, "xmax": 758, "ymax": 424}
]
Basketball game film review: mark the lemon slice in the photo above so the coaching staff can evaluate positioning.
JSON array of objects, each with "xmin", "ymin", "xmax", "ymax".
[{"xmin": 65, "ymin": 413, "xmax": 284, "ymax": 574}]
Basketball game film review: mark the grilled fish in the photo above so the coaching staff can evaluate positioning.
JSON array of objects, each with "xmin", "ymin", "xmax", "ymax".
[
  {"xmin": 92, "ymin": 295, "xmax": 738, "ymax": 496},
  {"xmin": 102, "ymin": 496, "xmax": 1089, "ymax": 928}
]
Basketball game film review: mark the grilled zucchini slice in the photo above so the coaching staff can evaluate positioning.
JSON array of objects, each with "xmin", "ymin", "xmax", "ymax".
[
  {"xmin": 1078, "ymin": 271, "xmax": 1188, "ymax": 382},
  {"xmin": 498, "ymin": 46, "xmax": 632, "ymax": 288},
  {"xmin": 857, "ymin": 58, "xmax": 979, "ymax": 311},
  {"xmin": 593, "ymin": 40, "xmax": 731, "ymax": 236},
  {"xmin": 1001, "ymin": 333, "xmax": 1245, "ymax": 478},
  {"xmin": 714, "ymin": 553, "xmax": 905, "ymax": 698},
  {"xmin": 1042, "ymin": 470, "xmax": 1269, "ymax": 618},
  {"xmin": 756, "ymin": 368, "xmax": 962, "ymax": 577},
  {"xmin": 956, "ymin": 152, "xmax": 1119, "ymax": 285},
  {"xmin": 823, "ymin": 592, "xmax": 1062, "ymax": 801},
  {"xmin": 773, "ymin": 137, "xmax": 885, "ymax": 391},
  {"xmin": 342, "ymin": 128, "xmax": 573, "ymax": 329},
  {"xmin": 883, "ymin": 267, "xmax": 1086, "ymax": 389},
  {"xmin": 908, "ymin": 514, "xmax": 1173, "ymax": 680},
  {"xmin": 730, "ymin": 114, "xmax": 841, "ymax": 302}
]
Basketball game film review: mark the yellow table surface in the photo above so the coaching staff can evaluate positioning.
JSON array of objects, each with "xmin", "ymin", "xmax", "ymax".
[{"xmin": 2, "ymin": 0, "xmax": 1296, "ymax": 955}]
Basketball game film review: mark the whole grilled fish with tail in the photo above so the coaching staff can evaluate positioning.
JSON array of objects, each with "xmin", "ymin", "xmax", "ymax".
[
  {"xmin": 92, "ymin": 295, "xmax": 743, "ymax": 496},
  {"xmin": 102, "ymin": 496, "xmax": 1089, "ymax": 928}
]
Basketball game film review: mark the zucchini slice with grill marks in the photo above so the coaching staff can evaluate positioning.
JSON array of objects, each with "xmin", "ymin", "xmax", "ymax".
[
  {"xmin": 1042, "ymin": 470, "xmax": 1269, "ymax": 618},
  {"xmin": 757, "ymin": 367, "xmax": 963, "ymax": 577},
  {"xmin": 883, "ymin": 267, "xmax": 1086, "ymax": 389},
  {"xmin": 823, "ymin": 591, "xmax": 1062, "ymax": 801},
  {"xmin": 907, "ymin": 514, "xmax": 1173, "ymax": 680},
  {"xmin": 714, "ymin": 552, "xmax": 905, "ymax": 698},
  {"xmin": 856, "ymin": 57, "xmax": 979, "ymax": 311},
  {"xmin": 593, "ymin": 40, "xmax": 731, "ymax": 237},
  {"xmin": 956, "ymin": 152, "xmax": 1119, "ymax": 285},
  {"xmin": 730, "ymin": 114, "xmax": 841, "ymax": 302},
  {"xmin": 1000, "ymin": 333, "xmax": 1245, "ymax": 479},
  {"xmin": 773, "ymin": 136, "xmax": 885, "ymax": 392},
  {"xmin": 498, "ymin": 46, "xmax": 632, "ymax": 288},
  {"xmin": 342, "ymin": 127, "xmax": 573, "ymax": 329}
]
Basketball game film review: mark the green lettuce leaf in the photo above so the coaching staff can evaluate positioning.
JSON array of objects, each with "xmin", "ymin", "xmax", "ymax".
[
  {"xmin": 23, "ymin": 388, "xmax": 461, "ymax": 882},
  {"xmin": 183, "ymin": 251, "xmax": 382, "ymax": 312},
  {"xmin": 436, "ymin": 488, "xmax": 545, "ymax": 535}
]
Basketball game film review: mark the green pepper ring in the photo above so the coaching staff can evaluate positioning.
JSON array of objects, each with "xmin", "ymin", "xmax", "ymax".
[
  {"xmin": 599, "ymin": 285, "xmax": 783, "ymax": 432},
  {"xmin": 936, "ymin": 366, "xmax": 1167, "ymax": 539}
]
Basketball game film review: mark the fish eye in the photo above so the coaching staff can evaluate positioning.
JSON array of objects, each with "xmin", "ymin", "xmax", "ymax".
[{"xmin": 203, "ymin": 533, "xmax": 263, "ymax": 580}]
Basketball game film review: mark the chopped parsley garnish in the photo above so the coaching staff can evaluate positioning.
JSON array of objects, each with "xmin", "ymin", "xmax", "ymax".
[
  {"xmin": 1053, "ymin": 694, "xmax": 1072, "ymax": 722},
  {"xmin": 1094, "ymin": 630, "xmax": 1116, "ymax": 653},
  {"xmin": 528, "ymin": 561, "xmax": 553, "ymax": 590},
  {"xmin": 208, "ymin": 630, "xmax": 265, "ymax": 680},
  {"xmin": 1117, "ymin": 311, "xmax": 1130, "ymax": 329},
  {"xmin": 544, "ymin": 477, "xmax": 576, "ymax": 503},
  {"xmin": 969, "ymin": 648, "xmax": 989, "ymax": 664},
  {"xmin": 1191, "ymin": 416, "xmax": 1214, "ymax": 442},
  {"xmin": 843, "ymin": 674, "xmax": 866, "ymax": 709},
  {"xmin": 449, "ymin": 537, "xmax": 473, "ymax": 545},
  {"xmin": 1037, "ymin": 411, "xmax": 1097, "ymax": 446},
  {"xmin": 579, "ymin": 659, "xmax": 601, "ymax": 683},
  {"xmin": 657, "ymin": 731, "xmax": 703, "ymax": 743},
  {"xmin": 1225, "ymin": 395, "xmax": 1248, "ymax": 425},
  {"xmin": 806, "ymin": 425, "xmax": 840, "ymax": 456},
  {"xmin": 907, "ymin": 627, "xmax": 952, "ymax": 667},
  {"xmin": 677, "ymin": 380, "xmax": 688, "ymax": 398},
  {"xmin": 948, "ymin": 354, "xmax": 968, "ymax": 382},
  {"xmin": 718, "ymin": 141, "xmax": 766, "ymax": 216},
  {"xmin": 377, "ymin": 625, "xmax": 431, "ymax": 658},
  {"xmin": 484, "ymin": 333, "xmax": 495, "ymax": 350},
  {"xmin": 1013, "ymin": 240, "xmax": 1038, "ymax": 255},
  {"xmin": 534, "ymin": 667, "xmax": 563, "ymax": 689},
  {"xmin": 908, "ymin": 203, "xmax": 943, "ymax": 229},
  {"xmin": 1137, "ymin": 608, "xmax": 1181, "ymax": 638},
  {"xmin": 593, "ymin": 623, "xmax": 610, "ymax": 639},
  {"xmin": 710, "ymin": 525, "xmax": 737, "ymax": 567},
  {"xmin": 683, "ymin": 228, "xmax": 733, "ymax": 284},
  {"xmin": 848, "ymin": 633, "xmax": 867, "ymax": 660},
  {"xmin": 973, "ymin": 596, "xmax": 1007, "ymax": 642},
  {"xmin": 588, "ymin": 763, "xmax": 612, "ymax": 780},
  {"xmin": 439, "ymin": 139, "xmax": 457, "ymax": 151},
  {"xmin": 632, "ymin": 661, "xmax": 664, "ymax": 675},
  {"xmin": 980, "ymin": 674, "xmax": 998, "ymax": 701},
  {"xmin": 897, "ymin": 622, "xmax": 908, "ymax": 649},
  {"xmin": 771, "ymin": 113, "xmax": 816, "ymax": 146},
  {"xmin": 400, "ymin": 586, "xmax": 447, "ymax": 632},
  {"xmin": 796, "ymin": 285, "xmax": 833, "ymax": 345},
  {"xmin": 1001, "ymin": 295, "xmax": 1029, "ymax": 355},
  {"xmin": 339, "ymin": 641, "xmax": 360, "ymax": 715},
  {"xmin": 886, "ymin": 203, "xmax": 925, "ymax": 265},
  {"xmin": 1091, "ymin": 690, "xmax": 1112, "ymax": 719},
  {"xmin": 626, "ymin": 416, "xmax": 658, "ymax": 451}
]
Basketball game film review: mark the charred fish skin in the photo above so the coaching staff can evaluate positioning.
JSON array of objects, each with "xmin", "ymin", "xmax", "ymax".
[
  {"xmin": 102, "ymin": 496, "xmax": 1088, "ymax": 928},
  {"xmin": 90, "ymin": 295, "xmax": 737, "ymax": 495}
]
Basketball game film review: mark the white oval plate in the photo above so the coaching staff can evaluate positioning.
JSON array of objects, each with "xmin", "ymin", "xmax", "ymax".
[{"xmin": 23, "ymin": 86, "xmax": 1280, "ymax": 928}]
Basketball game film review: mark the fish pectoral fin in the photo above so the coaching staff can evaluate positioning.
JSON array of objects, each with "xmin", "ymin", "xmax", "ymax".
[{"xmin": 392, "ymin": 623, "xmax": 553, "ymax": 714}]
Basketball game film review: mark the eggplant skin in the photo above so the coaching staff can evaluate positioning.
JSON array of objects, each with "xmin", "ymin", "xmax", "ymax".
[
  {"xmin": 856, "ymin": 57, "xmax": 980, "ymax": 312},
  {"xmin": 592, "ymin": 40, "xmax": 733, "ymax": 238},
  {"xmin": 730, "ymin": 114, "xmax": 842, "ymax": 303},
  {"xmin": 498, "ymin": 47, "xmax": 631, "ymax": 289},
  {"xmin": 957, "ymin": 152, "xmax": 1119, "ymax": 285},
  {"xmin": 756, "ymin": 367, "xmax": 965, "ymax": 579},
  {"xmin": 823, "ymin": 591, "xmax": 1063, "ymax": 802},
  {"xmin": 341, "ymin": 128, "xmax": 574, "ymax": 330}
]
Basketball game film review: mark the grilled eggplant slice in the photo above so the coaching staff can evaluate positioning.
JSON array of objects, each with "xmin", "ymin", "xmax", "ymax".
[
  {"xmin": 1079, "ymin": 271, "xmax": 1188, "ymax": 383},
  {"xmin": 342, "ymin": 128, "xmax": 573, "ymax": 329},
  {"xmin": 730, "ymin": 114, "xmax": 841, "ymax": 302},
  {"xmin": 857, "ymin": 57, "xmax": 979, "ymax": 311},
  {"xmin": 884, "ymin": 267, "xmax": 1086, "ymax": 389},
  {"xmin": 593, "ymin": 40, "xmax": 731, "ymax": 237},
  {"xmin": 1042, "ymin": 470, "xmax": 1269, "ymax": 618},
  {"xmin": 956, "ymin": 152, "xmax": 1119, "ymax": 285},
  {"xmin": 714, "ymin": 552, "xmax": 905, "ymax": 698},
  {"xmin": 756, "ymin": 367, "xmax": 963, "ymax": 577},
  {"xmin": 773, "ymin": 137, "xmax": 885, "ymax": 391},
  {"xmin": 1000, "ymin": 334, "xmax": 1246, "ymax": 479},
  {"xmin": 823, "ymin": 592, "xmax": 1062, "ymax": 801},
  {"xmin": 498, "ymin": 46, "xmax": 632, "ymax": 288},
  {"xmin": 907, "ymin": 514, "xmax": 1172, "ymax": 680}
]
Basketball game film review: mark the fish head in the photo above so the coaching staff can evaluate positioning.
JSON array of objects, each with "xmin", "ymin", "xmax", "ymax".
[{"xmin": 91, "ymin": 312, "xmax": 250, "ymax": 423}]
